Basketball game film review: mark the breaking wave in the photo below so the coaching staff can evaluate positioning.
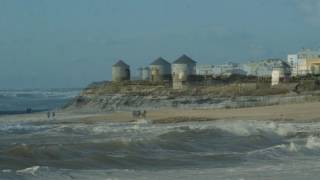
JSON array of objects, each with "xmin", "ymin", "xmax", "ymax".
[{"xmin": 1, "ymin": 120, "xmax": 320, "ymax": 179}]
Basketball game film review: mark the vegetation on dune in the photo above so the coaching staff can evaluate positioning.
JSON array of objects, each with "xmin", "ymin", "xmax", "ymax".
[{"xmin": 80, "ymin": 81, "xmax": 293, "ymax": 98}]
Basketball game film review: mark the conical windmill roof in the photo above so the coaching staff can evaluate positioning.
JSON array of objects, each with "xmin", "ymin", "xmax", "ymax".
[
  {"xmin": 113, "ymin": 60, "xmax": 129, "ymax": 68},
  {"xmin": 150, "ymin": 57, "xmax": 171, "ymax": 66},
  {"xmin": 173, "ymin": 54, "xmax": 197, "ymax": 64}
]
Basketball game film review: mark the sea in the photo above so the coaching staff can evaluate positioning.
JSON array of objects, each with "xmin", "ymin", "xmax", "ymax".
[
  {"xmin": 0, "ymin": 89, "xmax": 80, "ymax": 115},
  {"xmin": 1, "ymin": 89, "xmax": 320, "ymax": 179}
]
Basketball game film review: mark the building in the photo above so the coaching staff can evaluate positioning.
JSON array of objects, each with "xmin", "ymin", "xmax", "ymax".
[
  {"xmin": 138, "ymin": 67, "xmax": 150, "ymax": 80},
  {"xmin": 196, "ymin": 65, "xmax": 214, "ymax": 76},
  {"xmin": 287, "ymin": 54, "xmax": 299, "ymax": 76},
  {"xmin": 172, "ymin": 54, "xmax": 197, "ymax": 77},
  {"xmin": 288, "ymin": 49, "xmax": 320, "ymax": 76},
  {"xmin": 299, "ymin": 49, "xmax": 320, "ymax": 75},
  {"xmin": 222, "ymin": 69, "xmax": 247, "ymax": 77},
  {"xmin": 271, "ymin": 65, "xmax": 291, "ymax": 86},
  {"xmin": 271, "ymin": 68, "xmax": 281, "ymax": 86},
  {"xmin": 141, "ymin": 67, "xmax": 150, "ymax": 81},
  {"xmin": 212, "ymin": 62, "xmax": 243, "ymax": 76},
  {"xmin": 243, "ymin": 59, "xmax": 290, "ymax": 77},
  {"xmin": 112, "ymin": 60, "xmax": 130, "ymax": 82},
  {"xmin": 242, "ymin": 61, "xmax": 272, "ymax": 77},
  {"xmin": 304, "ymin": 58, "xmax": 320, "ymax": 75},
  {"xmin": 149, "ymin": 57, "xmax": 171, "ymax": 82},
  {"xmin": 137, "ymin": 67, "xmax": 143, "ymax": 80},
  {"xmin": 172, "ymin": 54, "xmax": 197, "ymax": 89}
]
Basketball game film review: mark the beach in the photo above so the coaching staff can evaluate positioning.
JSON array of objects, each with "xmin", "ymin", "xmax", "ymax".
[{"xmin": 1, "ymin": 101, "xmax": 319, "ymax": 124}]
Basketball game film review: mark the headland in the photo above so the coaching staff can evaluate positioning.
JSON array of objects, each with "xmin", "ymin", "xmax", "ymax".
[{"xmin": 2, "ymin": 80, "xmax": 320, "ymax": 125}]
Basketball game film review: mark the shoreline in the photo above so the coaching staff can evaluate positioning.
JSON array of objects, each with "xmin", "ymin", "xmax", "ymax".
[{"xmin": 1, "ymin": 101, "xmax": 320, "ymax": 124}]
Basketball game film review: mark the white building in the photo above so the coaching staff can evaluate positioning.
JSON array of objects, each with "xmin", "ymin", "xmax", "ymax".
[
  {"xmin": 272, "ymin": 66, "xmax": 290, "ymax": 86},
  {"xmin": 222, "ymin": 69, "xmax": 247, "ymax": 77},
  {"xmin": 271, "ymin": 69, "xmax": 281, "ymax": 86},
  {"xmin": 243, "ymin": 59, "xmax": 290, "ymax": 77},
  {"xmin": 149, "ymin": 57, "xmax": 171, "ymax": 82},
  {"xmin": 196, "ymin": 62, "xmax": 246, "ymax": 77},
  {"xmin": 172, "ymin": 54, "xmax": 197, "ymax": 78},
  {"xmin": 212, "ymin": 63, "xmax": 240, "ymax": 76},
  {"xmin": 172, "ymin": 54, "xmax": 197, "ymax": 89},
  {"xmin": 141, "ymin": 67, "xmax": 150, "ymax": 81},
  {"xmin": 287, "ymin": 54, "xmax": 299, "ymax": 76},
  {"xmin": 112, "ymin": 60, "xmax": 130, "ymax": 82},
  {"xmin": 196, "ymin": 65, "xmax": 214, "ymax": 75}
]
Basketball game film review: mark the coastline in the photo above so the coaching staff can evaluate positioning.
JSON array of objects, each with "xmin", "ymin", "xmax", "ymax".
[{"xmin": 1, "ymin": 101, "xmax": 320, "ymax": 124}]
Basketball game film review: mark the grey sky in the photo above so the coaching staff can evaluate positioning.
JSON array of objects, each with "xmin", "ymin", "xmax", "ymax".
[{"xmin": 0, "ymin": 0, "xmax": 319, "ymax": 88}]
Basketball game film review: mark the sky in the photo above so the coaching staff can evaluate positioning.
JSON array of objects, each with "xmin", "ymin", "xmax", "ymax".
[{"xmin": 0, "ymin": 0, "xmax": 320, "ymax": 89}]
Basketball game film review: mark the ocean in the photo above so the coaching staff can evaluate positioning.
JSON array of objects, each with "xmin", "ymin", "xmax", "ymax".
[
  {"xmin": 0, "ymin": 90, "xmax": 320, "ymax": 179},
  {"xmin": 0, "ymin": 89, "xmax": 80, "ymax": 114}
]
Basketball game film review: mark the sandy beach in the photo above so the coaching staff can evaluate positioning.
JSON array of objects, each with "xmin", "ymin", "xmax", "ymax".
[{"xmin": 1, "ymin": 101, "xmax": 319, "ymax": 124}]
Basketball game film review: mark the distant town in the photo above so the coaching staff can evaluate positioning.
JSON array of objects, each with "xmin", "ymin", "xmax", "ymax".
[{"xmin": 111, "ymin": 48, "xmax": 320, "ymax": 89}]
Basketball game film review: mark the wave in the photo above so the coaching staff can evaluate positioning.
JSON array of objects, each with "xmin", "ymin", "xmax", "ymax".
[
  {"xmin": 0, "ymin": 123, "xmax": 50, "ymax": 134},
  {"xmin": 306, "ymin": 136, "xmax": 320, "ymax": 150},
  {"xmin": 1, "ymin": 120, "xmax": 320, "ymax": 172},
  {"xmin": 16, "ymin": 166, "xmax": 40, "ymax": 176},
  {"xmin": 0, "ymin": 121, "xmax": 290, "ymax": 170}
]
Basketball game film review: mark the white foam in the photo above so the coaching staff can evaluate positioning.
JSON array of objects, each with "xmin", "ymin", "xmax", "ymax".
[
  {"xmin": 288, "ymin": 142, "xmax": 299, "ymax": 152},
  {"xmin": 203, "ymin": 120, "xmax": 295, "ymax": 137},
  {"xmin": 16, "ymin": 166, "xmax": 40, "ymax": 176},
  {"xmin": 1, "ymin": 169, "xmax": 12, "ymax": 173},
  {"xmin": 306, "ymin": 136, "xmax": 320, "ymax": 149},
  {"xmin": 134, "ymin": 119, "xmax": 151, "ymax": 125},
  {"xmin": 0, "ymin": 123, "xmax": 49, "ymax": 133}
]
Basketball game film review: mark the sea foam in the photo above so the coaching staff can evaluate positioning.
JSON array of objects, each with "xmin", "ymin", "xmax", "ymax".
[
  {"xmin": 306, "ymin": 136, "xmax": 320, "ymax": 149},
  {"xmin": 16, "ymin": 166, "xmax": 40, "ymax": 176}
]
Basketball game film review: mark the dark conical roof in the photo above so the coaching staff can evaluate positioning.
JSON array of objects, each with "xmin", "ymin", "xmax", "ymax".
[
  {"xmin": 113, "ymin": 60, "xmax": 129, "ymax": 68},
  {"xmin": 150, "ymin": 57, "xmax": 171, "ymax": 66},
  {"xmin": 173, "ymin": 54, "xmax": 197, "ymax": 64}
]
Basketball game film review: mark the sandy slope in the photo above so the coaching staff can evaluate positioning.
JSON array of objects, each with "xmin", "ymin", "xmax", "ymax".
[{"xmin": 0, "ymin": 101, "xmax": 320, "ymax": 124}]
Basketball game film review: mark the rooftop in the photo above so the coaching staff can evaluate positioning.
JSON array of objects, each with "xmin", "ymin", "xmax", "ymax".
[
  {"xmin": 150, "ymin": 57, "xmax": 171, "ymax": 66},
  {"xmin": 113, "ymin": 60, "xmax": 129, "ymax": 68},
  {"xmin": 173, "ymin": 54, "xmax": 197, "ymax": 64}
]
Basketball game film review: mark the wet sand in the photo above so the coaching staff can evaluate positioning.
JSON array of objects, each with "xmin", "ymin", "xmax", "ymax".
[{"xmin": 1, "ymin": 101, "xmax": 320, "ymax": 124}]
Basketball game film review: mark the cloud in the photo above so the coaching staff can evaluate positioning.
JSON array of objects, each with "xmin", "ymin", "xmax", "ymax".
[{"xmin": 296, "ymin": 0, "xmax": 320, "ymax": 25}]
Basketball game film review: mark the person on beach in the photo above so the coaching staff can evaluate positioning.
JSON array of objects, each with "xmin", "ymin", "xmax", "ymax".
[
  {"xmin": 52, "ymin": 112, "xmax": 55, "ymax": 118},
  {"xmin": 141, "ymin": 110, "xmax": 147, "ymax": 118},
  {"xmin": 47, "ymin": 111, "xmax": 51, "ymax": 119}
]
